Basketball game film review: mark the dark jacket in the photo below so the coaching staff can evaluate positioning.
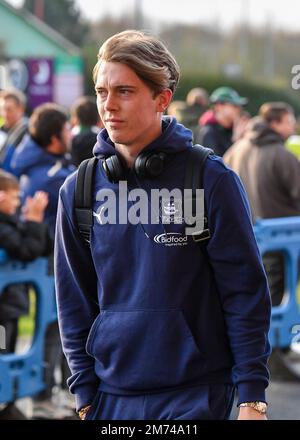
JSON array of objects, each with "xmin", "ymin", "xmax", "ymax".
[
  {"xmin": 71, "ymin": 126, "xmax": 99, "ymax": 167},
  {"xmin": 223, "ymin": 118, "xmax": 300, "ymax": 219},
  {"xmin": 0, "ymin": 212, "xmax": 52, "ymax": 320},
  {"xmin": 55, "ymin": 117, "xmax": 271, "ymax": 411},
  {"xmin": 196, "ymin": 110, "xmax": 233, "ymax": 156}
]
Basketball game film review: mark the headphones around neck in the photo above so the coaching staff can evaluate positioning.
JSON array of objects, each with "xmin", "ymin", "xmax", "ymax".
[{"xmin": 102, "ymin": 150, "xmax": 167, "ymax": 183}]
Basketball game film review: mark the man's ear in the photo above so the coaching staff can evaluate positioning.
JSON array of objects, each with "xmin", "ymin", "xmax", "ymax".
[{"xmin": 156, "ymin": 89, "xmax": 173, "ymax": 113}]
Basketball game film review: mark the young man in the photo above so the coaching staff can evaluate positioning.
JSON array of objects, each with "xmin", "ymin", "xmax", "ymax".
[
  {"xmin": 196, "ymin": 87, "xmax": 247, "ymax": 156},
  {"xmin": 55, "ymin": 30, "xmax": 271, "ymax": 420}
]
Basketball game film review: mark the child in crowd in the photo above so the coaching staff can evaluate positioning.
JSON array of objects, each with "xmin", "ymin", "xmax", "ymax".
[{"xmin": 0, "ymin": 169, "xmax": 52, "ymax": 354}]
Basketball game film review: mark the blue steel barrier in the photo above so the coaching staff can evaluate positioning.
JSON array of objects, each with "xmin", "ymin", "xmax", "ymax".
[
  {"xmin": 254, "ymin": 216, "xmax": 300, "ymax": 349},
  {"xmin": 0, "ymin": 253, "xmax": 56, "ymax": 403}
]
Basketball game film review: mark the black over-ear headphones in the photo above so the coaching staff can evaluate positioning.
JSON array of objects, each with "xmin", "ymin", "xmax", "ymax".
[{"xmin": 102, "ymin": 151, "xmax": 167, "ymax": 183}]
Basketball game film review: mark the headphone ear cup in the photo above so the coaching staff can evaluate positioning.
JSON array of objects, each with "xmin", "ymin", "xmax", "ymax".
[
  {"xmin": 135, "ymin": 152, "xmax": 166, "ymax": 178},
  {"xmin": 103, "ymin": 155, "xmax": 126, "ymax": 183},
  {"xmin": 134, "ymin": 154, "xmax": 147, "ymax": 178}
]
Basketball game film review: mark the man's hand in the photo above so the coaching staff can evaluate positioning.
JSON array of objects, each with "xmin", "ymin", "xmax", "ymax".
[{"xmin": 237, "ymin": 407, "xmax": 268, "ymax": 420}]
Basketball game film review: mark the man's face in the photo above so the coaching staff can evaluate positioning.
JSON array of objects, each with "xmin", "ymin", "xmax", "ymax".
[
  {"xmin": 0, "ymin": 98, "xmax": 24, "ymax": 129},
  {"xmin": 271, "ymin": 112, "xmax": 296, "ymax": 140},
  {"xmin": 95, "ymin": 61, "xmax": 171, "ymax": 152},
  {"xmin": 215, "ymin": 102, "xmax": 242, "ymax": 128},
  {"xmin": 0, "ymin": 188, "xmax": 20, "ymax": 215}
]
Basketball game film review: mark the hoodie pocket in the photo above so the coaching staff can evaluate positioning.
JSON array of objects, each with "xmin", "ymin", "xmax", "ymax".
[{"xmin": 87, "ymin": 309, "xmax": 205, "ymax": 391}]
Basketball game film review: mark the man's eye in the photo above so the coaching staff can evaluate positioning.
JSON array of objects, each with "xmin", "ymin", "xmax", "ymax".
[
  {"xmin": 96, "ymin": 90, "xmax": 107, "ymax": 98},
  {"xmin": 120, "ymin": 89, "xmax": 131, "ymax": 95}
]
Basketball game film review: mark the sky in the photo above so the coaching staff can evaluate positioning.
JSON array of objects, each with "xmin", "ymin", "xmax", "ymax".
[{"xmin": 7, "ymin": 0, "xmax": 300, "ymax": 31}]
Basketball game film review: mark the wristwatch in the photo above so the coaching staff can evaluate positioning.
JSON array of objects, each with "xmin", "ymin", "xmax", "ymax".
[{"xmin": 238, "ymin": 401, "xmax": 267, "ymax": 414}]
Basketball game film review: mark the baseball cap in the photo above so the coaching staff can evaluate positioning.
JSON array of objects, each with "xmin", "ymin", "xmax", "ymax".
[{"xmin": 210, "ymin": 87, "xmax": 248, "ymax": 106}]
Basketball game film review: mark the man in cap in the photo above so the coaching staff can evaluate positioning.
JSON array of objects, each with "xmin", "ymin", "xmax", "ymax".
[{"xmin": 196, "ymin": 87, "xmax": 248, "ymax": 156}]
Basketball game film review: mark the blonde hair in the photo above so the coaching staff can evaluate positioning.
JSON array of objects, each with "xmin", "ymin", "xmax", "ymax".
[{"xmin": 93, "ymin": 30, "xmax": 180, "ymax": 96}]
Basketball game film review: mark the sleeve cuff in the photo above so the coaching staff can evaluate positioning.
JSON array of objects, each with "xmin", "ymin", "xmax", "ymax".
[{"xmin": 237, "ymin": 382, "xmax": 268, "ymax": 406}]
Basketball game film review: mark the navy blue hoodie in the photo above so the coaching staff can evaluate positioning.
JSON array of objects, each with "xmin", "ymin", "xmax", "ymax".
[
  {"xmin": 55, "ymin": 117, "xmax": 271, "ymax": 412},
  {"xmin": 11, "ymin": 137, "xmax": 75, "ymax": 236}
]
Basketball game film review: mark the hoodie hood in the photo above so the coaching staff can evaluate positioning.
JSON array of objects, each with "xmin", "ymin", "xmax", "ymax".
[
  {"xmin": 247, "ymin": 117, "xmax": 284, "ymax": 147},
  {"xmin": 199, "ymin": 110, "xmax": 218, "ymax": 127},
  {"xmin": 92, "ymin": 116, "xmax": 193, "ymax": 160},
  {"xmin": 11, "ymin": 136, "xmax": 70, "ymax": 176}
]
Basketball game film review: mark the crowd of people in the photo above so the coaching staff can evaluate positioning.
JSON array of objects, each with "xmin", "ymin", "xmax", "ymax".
[{"xmin": 171, "ymin": 87, "xmax": 300, "ymax": 309}]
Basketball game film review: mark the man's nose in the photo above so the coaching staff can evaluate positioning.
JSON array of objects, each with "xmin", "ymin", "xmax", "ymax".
[{"xmin": 104, "ymin": 92, "xmax": 118, "ymax": 111}]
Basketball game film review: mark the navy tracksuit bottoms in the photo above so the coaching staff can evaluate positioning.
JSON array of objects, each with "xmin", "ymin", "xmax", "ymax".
[{"xmin": 85, "ymin": 383, "xmax": 235, "ymax": 420}]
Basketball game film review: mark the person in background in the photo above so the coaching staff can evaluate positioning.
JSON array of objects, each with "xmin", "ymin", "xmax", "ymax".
[
  {"xmin": 232, "ymin": 110, "xmax": 251, "ymax": 143},
  {"xmin": 176, "ymin": 88, "xmax": 209, "ymax": 136},
  {"xmin": 0, "ymin": 170, "xmax": 51, "ymax": 419},
  {"xmin": 186, "ymin": 87, "xmax": 209, "ymax": 115},
  {"xmin": 0, "ymin": 89, "xmax": 28, "ymax": 173},
  {"xmin": 196, "ymin": 86, "xmax": 247, "ymax": 156},
  {"xmin": 70, "ymin": 96, "xmax": 102, "ymax": 167},
  {"xmin": 167, "ymin": 88, "xmax": 209, "ymax": 140},
  {"xmin": 0, "ymin": 171, "xmax": 50, "ymax": 354},
  {"xmin": 224, "ymin": 102, "xmax": 297, "ymax": 306}
]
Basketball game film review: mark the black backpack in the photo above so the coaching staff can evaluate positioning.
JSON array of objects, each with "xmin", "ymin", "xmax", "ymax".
[{"xmin": 75, "ymin": 145, "xmax": 213, "ymax": 246}]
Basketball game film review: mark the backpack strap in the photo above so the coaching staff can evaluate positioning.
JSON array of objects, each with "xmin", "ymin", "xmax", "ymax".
[
  {"xmin": 75, "ymin": 157, "xmax": 98, "ymax": 245},
  {"xmin": 184, "ymin": 144, "xmax": 214, "ymax": 244}
]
